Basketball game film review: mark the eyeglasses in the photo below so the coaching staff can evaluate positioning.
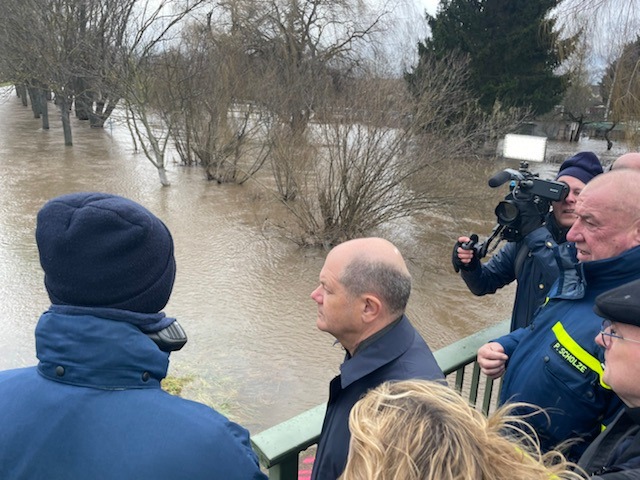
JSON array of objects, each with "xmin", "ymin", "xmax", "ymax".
[{"xmin": 600, "ymin": 319, "xmax": 640, "ymax": 348}]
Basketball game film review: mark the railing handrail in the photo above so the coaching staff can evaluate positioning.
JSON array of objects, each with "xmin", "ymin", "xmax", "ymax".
[{"xmin": 251, "ymin": 319, "xmax": 509, "ymax": 478}]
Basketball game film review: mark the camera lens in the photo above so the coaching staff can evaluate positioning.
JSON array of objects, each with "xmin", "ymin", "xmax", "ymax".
[{"xmin": 495, "ymin": 200, "xmax": 519, "ymax": 225}]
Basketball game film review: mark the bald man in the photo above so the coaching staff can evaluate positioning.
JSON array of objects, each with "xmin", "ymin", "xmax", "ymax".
[
  {"xmin": 310, "ymin": 238, "xmax": 444, "ymax": 480},
  {"xmin": 611, "ymin": 152, "xmax": 640, "ymax": 170},
  {"xmin": 478, "ymin": 170, "xmax": 640, "ymax": 460}
]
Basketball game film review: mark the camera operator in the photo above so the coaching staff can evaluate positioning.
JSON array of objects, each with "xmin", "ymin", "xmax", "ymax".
[{"xmin": 453, "ymin": 152, "xmax": 603, "ymax": 331}]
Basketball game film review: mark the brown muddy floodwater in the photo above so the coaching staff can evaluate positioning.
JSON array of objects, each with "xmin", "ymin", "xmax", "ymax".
[{"xmin": 0, "ymin": 86, "xmax": 626, "ymax": 433}]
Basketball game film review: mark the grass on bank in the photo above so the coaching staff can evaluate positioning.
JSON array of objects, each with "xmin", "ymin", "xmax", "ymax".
[{"xmin": 162, "ymin": 374, "xmax": 245, "ymax": 420}]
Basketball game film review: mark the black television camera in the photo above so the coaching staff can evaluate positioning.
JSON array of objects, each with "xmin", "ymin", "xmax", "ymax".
[{"xmin": 458, "ymin": 161, "xmax": 569, "ymax": 265}]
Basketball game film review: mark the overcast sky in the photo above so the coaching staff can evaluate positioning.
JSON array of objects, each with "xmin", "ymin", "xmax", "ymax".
[
  {"xmin": 367, "ymin": 0, "xmax": 440, "ymax": 73},
  {"xmin": 371, "ymin": 0, "xmax": 435, "ymax": 73},
  {"xmin": 418, "ymin": 0, "xmax": 439, "ymax": 15}
]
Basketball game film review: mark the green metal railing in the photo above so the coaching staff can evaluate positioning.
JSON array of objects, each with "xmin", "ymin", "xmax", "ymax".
[{"xmin": 251, "ymin": 320, "xmax": 509, "ymax": 479}]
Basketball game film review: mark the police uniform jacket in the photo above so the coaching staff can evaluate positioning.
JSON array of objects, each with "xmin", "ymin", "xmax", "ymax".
[
  {"xmin": 0, "ymin": 306, "xmax": 267, "ymax": 480},
  {"xmin": 578, "ymin": 407, "xmax": 640, "ymax": 478},
  {"xmin": 461, "ymin": 215, "xmax": 573, "ymax": 331},
  {"xmin": 494, "ymin": 246, "xmax": 640, "ymax": 460},
  {"xmin": 310, "ymin": 315, "xmax": 444, "ymax": 480}
]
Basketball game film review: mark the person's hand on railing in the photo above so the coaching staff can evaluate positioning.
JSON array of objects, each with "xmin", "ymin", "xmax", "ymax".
[{"xmin": 477, "ymin": 342, "xmax": 508, "ymax": 379}]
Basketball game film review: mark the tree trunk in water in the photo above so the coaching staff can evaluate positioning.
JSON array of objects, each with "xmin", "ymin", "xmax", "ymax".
[
  {"xmin": 27, "ymin": 86, "xmax": 41, "ymax": 119},
  {"xmin": 152, "ymin": 145, "xmax": 170, "ymax": 186},
  {"xmin": 58, "ymin": 97, "xmax": 73, "ymax": 146},
  {"xmin": 89, "ymin": 99, "xmax": 118, "ymax": 128},
  {"xmin": 15, "ymin": 84, "xmax": 26, "ymax": 101},
  {"xmin": 16, "ymin": 85, "xmax": 28, "ymax": 106},
  {"xmin": 604, "ymin": 122, "xmax": 616, "ymax": 150},
  {"xmin": 29, "ymin": 87, "xmax": 50, "ymax": 130},
  {"xmin": 41, "ymin": 93, "xmax": 49, "ymax": 130},
  {"xmin": 572, "ymin": 122, "xmax": 584, "ymax": 142},
  {"xmin": 569, "ymin": 115, "xmax": 584, "ymax": 142},
  {"xmin": 75, "ymin": 93, "xmax": 91, "ymax": 121},
  {"xmin": 157, "ymin": 167, "xmax": 170, "ymax": 187}
]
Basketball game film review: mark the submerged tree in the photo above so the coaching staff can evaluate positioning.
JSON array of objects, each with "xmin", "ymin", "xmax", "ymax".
[
  {"xmin": 276, "ymin": 55, "xmax": 527, "ymax": 247},
  {"xmin": 123, "ymin": 55, "xmax": 177, "ymax": 187},
  {"xmin": 118, "ymin": 1, "xmax": 208, "ymax": 186},
  {"xmin": 211, "ymin": 0, "xmax": 394, "ymax": 200},
  {"xmin": 160, "ymin": 16, "xmax": 272, "ymax": 185},
  {"xmin": 0, "ymin": 0, "xmax": 206, "ymax": 148},
  {"xmin": 228, "ymin": 0, "xmax": 390, "ymax": 137},
  {"xmin": 0, "ymin": 0, "xmax": 137, "ymax": 144}
]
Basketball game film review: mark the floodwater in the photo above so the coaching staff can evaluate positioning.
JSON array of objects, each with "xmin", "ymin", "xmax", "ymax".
[{"xmin": 0, "ymin": 86, "xmax": 626, "ymax": 433}]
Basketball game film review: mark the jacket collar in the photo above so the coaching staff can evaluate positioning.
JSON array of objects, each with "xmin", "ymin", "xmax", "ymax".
[
  {"xmin": 36, "ymin": 308, "xmax": 169, "ymax": 390},
  {"xmin": 581, "ymin": 245, "xmax": 640, "ymax": 286},
  {"xmin": 48, "ymin": 304, "xmax": 175, "ymax": 332},
  {"xmin": 546, "ymin": 212, "xmax": 568, "ymax": 244},
  {"xmin": 339, "ymin": 315, "xmax": 414, "ymax": 389},
  {"xmin": 554, "ymin": 245, "xmax": 640, "ymax": 300},
  {"xmin": 627, "ymin": 406, "xmax": 640, "ymax": 425}
]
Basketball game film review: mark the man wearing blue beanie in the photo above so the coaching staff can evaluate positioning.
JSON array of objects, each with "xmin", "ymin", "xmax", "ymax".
[{"xmin": 0, "ymin": 192, "xmax": 267, "ymax": 480}]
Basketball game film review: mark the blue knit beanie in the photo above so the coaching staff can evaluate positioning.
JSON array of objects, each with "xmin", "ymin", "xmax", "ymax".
[
  {"xmin": 555, "ymin": 151, "xmax": 603, "ymax": 184},
  {"xmin": 36, "ymin": 192, "xmax": 176, "ymax": 313}
]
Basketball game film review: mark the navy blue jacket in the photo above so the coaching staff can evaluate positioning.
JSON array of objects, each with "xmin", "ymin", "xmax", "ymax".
[
  {"xmin": 461, "ymin": 216, "xmax": 574, "ymax": 331},
  {"xmin": 495, "ymin": 246, "xmax": 640, "ymax": 460},
  {"xmin": 578, "ymin": 407, "xmax": 640, "ymax": 478},
  {"xmin": 310, "ymin": 315, "xmax": 444, "ymax": 480},
  {"xmin": 0, "ymin": 307, "xmax": 267, "ymax": 480}
]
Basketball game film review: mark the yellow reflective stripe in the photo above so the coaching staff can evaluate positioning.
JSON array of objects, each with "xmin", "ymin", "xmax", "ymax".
[{"xmin": 551, "ymin": 321, "xmax": 611, "ymax": 390}]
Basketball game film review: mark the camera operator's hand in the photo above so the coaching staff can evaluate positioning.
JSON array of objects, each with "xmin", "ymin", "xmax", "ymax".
[
  {"xmin": 512, "ymin": 194, "xmax": 545, "ymax": 241},
  {"xmin": 452, "ymin": 235, "xmax": 480, "ymax": 273}
]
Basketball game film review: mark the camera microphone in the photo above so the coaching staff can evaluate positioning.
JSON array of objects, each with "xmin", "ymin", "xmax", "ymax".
[{"xmin": 488, "ymin": 169, "xmax": 521, "ymax": 188}]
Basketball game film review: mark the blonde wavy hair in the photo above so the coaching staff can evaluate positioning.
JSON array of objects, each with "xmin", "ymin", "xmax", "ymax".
[{"xmin": 339, "ymin": 380, "xmax": 586, "ymax": 480}]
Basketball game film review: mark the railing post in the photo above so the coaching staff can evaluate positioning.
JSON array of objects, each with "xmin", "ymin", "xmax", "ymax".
[{"xmin": 266, "ymin": 458, "xmax": 299, "ymax": 480}]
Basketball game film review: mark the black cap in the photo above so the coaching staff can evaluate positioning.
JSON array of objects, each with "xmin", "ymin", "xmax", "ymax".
[{"xmin": 594, "ymin": 279, "xmax": 640, "ymax": 327}]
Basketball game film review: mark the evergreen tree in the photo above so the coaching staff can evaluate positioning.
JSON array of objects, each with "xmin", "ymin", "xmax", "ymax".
[{"xmin": 409, "ymin": 0, "xmax": 572, "ymax": 115}]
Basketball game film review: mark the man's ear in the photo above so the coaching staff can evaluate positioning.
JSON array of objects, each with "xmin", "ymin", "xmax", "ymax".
[{"xmin": 361, "ymin": 295, "xmax": 382, "ymax": 323}]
